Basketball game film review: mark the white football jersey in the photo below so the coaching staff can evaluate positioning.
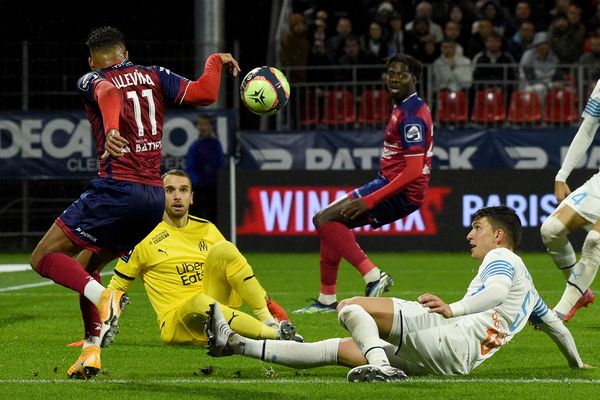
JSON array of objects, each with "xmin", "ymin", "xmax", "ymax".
[
  {"xmin": 583, "ymin": 79, "xmax": 600, "ymax": 120},
  {"xmin": 460, "ymin": 248, "xmax": 551, "ymax": 370}
]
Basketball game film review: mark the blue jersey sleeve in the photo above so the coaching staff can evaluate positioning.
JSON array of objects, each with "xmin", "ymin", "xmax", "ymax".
[
  {"xmin": 398, "ymin": 116, "xmax": 427, "ymax": 153},
  {"xmin": 152, "ymin": 66, "xmax": 191, "ymax": 105},
  {"xmin": 528, "ymin": 296, "xmax": 551, "ymax": 325}
]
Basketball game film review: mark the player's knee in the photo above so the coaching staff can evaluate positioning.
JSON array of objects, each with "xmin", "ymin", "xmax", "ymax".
[
  {"xmin": 337, "ymin": 303, "xmax": 363, "ymax": 328},
  {"xmin": 336, "ymin": 297, "xmax": 362, "ymax": 312},
  {"xmin": 206, "ymin": 240, "xmax": 242, "ymax": 264},
  {"xmin": 540, "ymin": 215, "xmax": 568, "ymax": 246}
]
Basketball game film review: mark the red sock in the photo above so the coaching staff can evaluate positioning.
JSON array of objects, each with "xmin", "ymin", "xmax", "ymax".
[
  {"xmin": 81, "ymin": 272, "xmax": 102, "ymax": 338},
  {"xmin": 319, "ymin": 232, "xmax": 342, "ymax": 295},
  {"xmin": 319, "ymin": 221, "xmax": 376, "ymax": 276},
  {"xmin": 35, "ymin": 253, "xmax": 94, "ymax": 295}
]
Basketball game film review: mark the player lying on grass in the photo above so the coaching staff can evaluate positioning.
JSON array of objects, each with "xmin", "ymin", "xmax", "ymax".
[
  {"xmin": 67, "ymin": 169, "xmax": 300, "ymax": 379},
  {"xmin": 206, "ymin": 206, "xmax": 589, "ymax": 382}
]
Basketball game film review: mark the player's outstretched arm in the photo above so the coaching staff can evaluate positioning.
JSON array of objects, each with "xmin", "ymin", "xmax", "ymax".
[
  {"xmin": 182, "ymin": 53, "xmax": 240, "ymax": 106},
  {"xmin": 536, "ymin": 315, "xmax": 585, "ymax": 368}
]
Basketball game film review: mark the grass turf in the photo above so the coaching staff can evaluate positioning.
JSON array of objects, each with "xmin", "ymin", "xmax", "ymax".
[{"xmin": 1, "ymin": 252, "xmax": 599, "ymax": 399}]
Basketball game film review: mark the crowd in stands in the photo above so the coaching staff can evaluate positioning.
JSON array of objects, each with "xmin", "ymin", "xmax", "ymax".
[{"xmin": 280, "ymin": 0, "xmax": 600, "ymax": 125}]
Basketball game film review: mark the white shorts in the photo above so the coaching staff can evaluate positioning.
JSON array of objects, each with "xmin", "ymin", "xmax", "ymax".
[
  {"xmin": 384, "ymin": 298, "xmax": 477, "ymax": 375},
  {"xmin": 562, "ymin": 172, "xmax": 600, "ymax": 223}
]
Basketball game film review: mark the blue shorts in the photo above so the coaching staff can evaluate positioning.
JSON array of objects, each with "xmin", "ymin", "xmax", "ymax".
[
  {"xmin": 352, "ymin": 174, "xmax": 421, "ymax": 228},
  {"xmin": 56, "ymin": 178, "xmax": 165, "ymax": 255}
]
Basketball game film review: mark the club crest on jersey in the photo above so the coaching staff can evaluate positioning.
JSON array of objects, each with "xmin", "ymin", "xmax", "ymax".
[
  {"xmin": 198, "ymin": 240, "xmax": 208, "ymax": 252},
  {"xmin": 404, "ymin": 124, "xmax": 422, "ymax": 142}
]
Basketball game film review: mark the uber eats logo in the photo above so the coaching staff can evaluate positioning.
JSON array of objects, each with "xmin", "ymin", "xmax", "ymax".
[{"xmin": 176, "ymin": 261, "xmax": 204, "ymax": 285}]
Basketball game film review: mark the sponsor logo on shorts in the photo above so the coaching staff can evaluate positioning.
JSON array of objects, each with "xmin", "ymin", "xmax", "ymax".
[
  {"xmin": 75, "ymin": 227, "xmax": 98, "ymax": 242},
  {"xmin": 404, "ymin": 124, "xmax": 422, "ymax": 142}
]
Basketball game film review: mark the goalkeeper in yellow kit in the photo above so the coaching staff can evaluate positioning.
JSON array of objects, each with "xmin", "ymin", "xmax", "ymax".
[{"xmin": 68, "ymin": 169, "xmax": 299, "ymax": 378}]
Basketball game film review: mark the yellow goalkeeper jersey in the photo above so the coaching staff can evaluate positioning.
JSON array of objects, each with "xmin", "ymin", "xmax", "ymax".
[{"xmin": 109, "ymin": 216, "xmax": 225, "ymax": 326}]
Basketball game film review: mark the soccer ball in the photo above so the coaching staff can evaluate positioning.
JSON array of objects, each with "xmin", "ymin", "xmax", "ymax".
[{"xmin": 240, "ymin": 66, "xmax": 290, "ymax": 116}]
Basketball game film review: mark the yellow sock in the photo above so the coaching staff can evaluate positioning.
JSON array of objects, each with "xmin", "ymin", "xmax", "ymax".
[
  {"xmin": 219, "ymin": 303, "xmax": 278, "ymax": 339},
  {"xmin": 227, "ymin": 258, "xmax": 273, "ymax": 323}
]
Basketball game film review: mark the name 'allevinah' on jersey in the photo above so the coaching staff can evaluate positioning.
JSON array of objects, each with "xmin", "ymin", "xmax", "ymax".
[{"xmin": 77, "ymin": 60, "xmax": 194, "ymax": 186}]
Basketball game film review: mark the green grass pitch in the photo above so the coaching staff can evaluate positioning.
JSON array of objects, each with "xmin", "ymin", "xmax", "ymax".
[{"xmin": 1, "ymin": 252, "xmax": 599, "ymax": 399}]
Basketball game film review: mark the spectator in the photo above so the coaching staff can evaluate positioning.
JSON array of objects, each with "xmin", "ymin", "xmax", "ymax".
[
  {"xmin": 185, "ymin": 114, "xmax": 225, "ymax": 223},
  {"xmin": 406, "ymin": 1, "xmax": 444, "ymax": 43},
  {"xmin": 467, "ymin": 19, "xmax": 493, "ymax": 59},
  {"xmin": 371, "ymin": 0, "xmax": 397, "ymax": 27},
  {"xmin": 448, "ymin": 4, "xmax": 474, "ymax": 41},
  {"xmin": 386, "ymin": 13, "xmax": 404, "ymax": 56},
  {"xmin": 472, "ymin": 30, "xmax": 516, "ymax": 92},
  {"xmin": 308, "ymin": 10, "xmax": 329, "ymax": 45},
  {"xmin": 587, "ymin": 3, "xmax": 600, "ymax": 33},
  {"xmin": 472, "ymin": 1, "xmax": 507, "ymax": 36},
  {"xmin": 549, "ymin": 12, "xmax": 584, "ymax": 66},
  {"xmin": 416, "ymin": 34, "xmax": 440, "ymax": 64},
  {"xmin": 334, "ymin": 35, "xmax": 378, "ymax": 83},
  {"xmin": 579, "ymin": 33, "xmax": 600, "ymax": 90},
  {"xmin": 506, "ymin": 1, "xmax": 534, "ymax": 37},
  {"xmin": 519, "ymin": 32, "xmax": 562, "ymax": 104},
  {"xmin": 280, "ymin": 13, "xmax": 310, "ymax": 83},
  {"xmin": 507, "ymin": 21, "xmax": 536, "ymax": 61},
  {"xmin": 307, "ymin": 39, "xmax": 332, "ymax": 83},
  {"xmin": 404, "ymin": 17, "xmax": 432, "ymax": 58},
  {"xmin": 326, "ymin": 17, "xmax": 353, "ymax": 63},
  {"xmin": 444, "ymin": 20, "xmax": 467, "ymax": 56},
  {"xmin": 549, "ymin": 0, "xmax": 572, "ymax": 20},
  {"xmin": 361, "ymin": 21, "xmax": 389, "ymax": 61},
  {"xmin": 433, "ymin": 39, "xmax": 473, "ymax": 93}
]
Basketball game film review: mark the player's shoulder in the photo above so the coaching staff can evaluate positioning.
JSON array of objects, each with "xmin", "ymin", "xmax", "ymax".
[
  {"xmin": 483, "ymin": 247, "xmax": 518, "ymax": 264},
  {"xmin": 188, "ymin": 215, "xmax": 212, "ymax": 224},
  {"xmin": 77, "ymin": 71, "xmax": 103, "ymax": 92}
]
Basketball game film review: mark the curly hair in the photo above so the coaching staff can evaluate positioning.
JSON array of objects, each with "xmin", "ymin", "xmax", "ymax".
[
  {"xmin": 86, "ymin": 26, "xmax": 125, "ymax": 51},
  {"xmin": 472, "ymin": 206, "xmax": 522, "ymax": 249},
  {"xmin": 385, "ymin": 54, "xmax": 422, "ymax": 80}
]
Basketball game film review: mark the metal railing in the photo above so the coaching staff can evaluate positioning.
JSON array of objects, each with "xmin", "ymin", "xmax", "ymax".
[{"xmin": 278, "ymin": 63, "xmax": 595, "ymax": 131}]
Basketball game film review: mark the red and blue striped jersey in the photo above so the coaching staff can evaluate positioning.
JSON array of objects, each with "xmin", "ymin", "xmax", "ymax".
[
  {"xmin": 77, "ymin": 60, "xmax": 193, "ymax": 186},
  {"xmin": 380, "ymin": 92, "xmax": 433, "ymax": 205}
]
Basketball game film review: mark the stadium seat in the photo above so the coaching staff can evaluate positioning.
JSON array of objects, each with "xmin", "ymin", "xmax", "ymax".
[
  {"xmin": 471, "ymin": 88, "xmax": 505, "ymax": 123},
  {"xmin": 358, "ymin": 89, "xmax": 391, "ymax": 125},
  {"xmin": 321, "ymin": 89, "xmax": 356, "ymax": 126},
  {"xmin": 436, "ymin": 90, "xmax": 467, "ymax": 124},
  {"xmin": 544, "ymin": 88, "xmax": 579, "ymax": 124},
  {"xmin": 507, "ymin": 91, "xmax": 542, "ymax": 123}
]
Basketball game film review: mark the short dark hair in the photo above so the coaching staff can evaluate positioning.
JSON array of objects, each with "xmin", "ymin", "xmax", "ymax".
[
  {"xmin": 385, "ymin": 54, "xmax": 422, "ymax": 80},
  {"xmin": 472, "ymin": 206, "xmax": 522, "ymax": 249},
  {"xmin": 162, "ymin": 169, "xmax": 192, "ymax": 185},
  {"xmin": 86, "ymin": 26, "xmax": 125, "ymax": 51}
]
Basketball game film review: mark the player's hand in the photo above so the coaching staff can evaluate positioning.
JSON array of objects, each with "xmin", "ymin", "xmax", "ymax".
[
  {"xmin": 418, "ymin": 293, "xmax": 453, "ymax": 318},
  {"xmin": 340, "ymin": 199, "xmax": 369, "ymax": 220},
  {"xmin": 101, "ymin": 129, "xmax": 129, "ymax": 159},
  {"xmin": 217, "ymin": 53, "xmax": 241, "ymax": 77},
  {"xmin": 554, "ymin": 181, "xmax": 571, "ymax": 203}
]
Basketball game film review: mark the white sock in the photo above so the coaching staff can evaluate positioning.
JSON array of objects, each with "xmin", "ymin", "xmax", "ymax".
[
  {"xmin": 240, "ymin": 337, "xmax": 340, "ymax": 368},
  {"xmin": 555, "ymin": 231, "xmax": 600, "ymax": 314},
  {"xmin": 83, "ymin": 337, "xmax": 100, "ymax": 348},
  {"xmin": 363, "ymin": 268, "xmax": 381, "ymax": 284},
  {"xmin": 318, "ymin": 293, "xmax": 337, "ymax": 305},
  {"xmin": 338, "ymin": 303, "xmax": 389, "ymax": 367},
  {"xmin": 83, "ymin": 280, "xmax": 105, "ymax": 305}
]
